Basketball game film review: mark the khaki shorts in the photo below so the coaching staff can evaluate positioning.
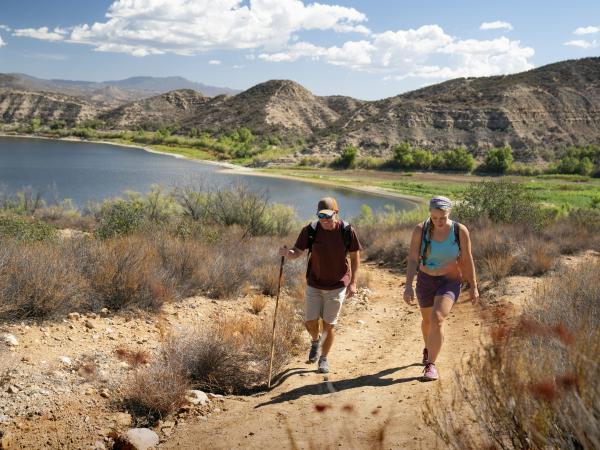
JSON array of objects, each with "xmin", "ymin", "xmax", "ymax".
[{"xmin": 305, "ymin": 285, "xmax": 346, "ymax": 325}]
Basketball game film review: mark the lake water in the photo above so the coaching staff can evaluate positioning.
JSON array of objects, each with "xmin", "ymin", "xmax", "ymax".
[{"xmin": 0, "ymin": 137, "xmax": 415, "ymax": 220}]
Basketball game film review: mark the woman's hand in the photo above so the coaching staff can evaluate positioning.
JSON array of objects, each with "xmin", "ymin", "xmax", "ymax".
[
  {"xmin": 403, "ymin": 285, "xmax": 415, "ymax": 305},
  {"xmin": 469, "ymin": 286, "xmax": 480, "ymax": 305}
]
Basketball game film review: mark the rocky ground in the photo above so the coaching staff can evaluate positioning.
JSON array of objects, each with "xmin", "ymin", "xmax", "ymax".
[{"xmin": 1, "ymin": 253, "xmax": 589, "ymax": 449}]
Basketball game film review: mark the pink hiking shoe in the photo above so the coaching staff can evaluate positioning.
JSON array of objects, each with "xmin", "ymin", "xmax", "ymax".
[
  {"xmin": 423, "ymin": 363, "xmax": 439, "ymax": 381},
  {"xmin": 422, "ymin": 348, "xmax": 429, "ymax": 365}
]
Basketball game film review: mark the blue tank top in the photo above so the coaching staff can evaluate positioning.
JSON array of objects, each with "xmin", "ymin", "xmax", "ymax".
[{"xmin": 424, "ymin": 221, "xmax": 460, "ymax": 270}]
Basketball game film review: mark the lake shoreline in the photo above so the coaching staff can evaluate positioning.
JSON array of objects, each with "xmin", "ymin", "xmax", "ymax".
[{"xmin": 0, "ymin": 132, "xmax": 424, "ymax": 209}]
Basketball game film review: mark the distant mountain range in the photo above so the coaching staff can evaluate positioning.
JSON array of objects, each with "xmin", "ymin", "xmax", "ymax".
[
  {"xmin": 1, "ymin": 57, "xmax": 599, "ymax": 159},
  {"xmin": 0, "ymin": 73, "xmax": 239, "ymax": 105}
]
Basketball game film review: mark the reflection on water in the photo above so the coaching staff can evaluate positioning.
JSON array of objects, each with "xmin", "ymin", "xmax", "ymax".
[{"xmin": 0, "ymin": 137, "xmax": 414, "ymax": 219}]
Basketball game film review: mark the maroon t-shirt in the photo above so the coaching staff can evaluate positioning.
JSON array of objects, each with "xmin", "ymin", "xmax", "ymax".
[{"xmin": 294, "ymin": 221, "xmax": 362, "ymax": 290}]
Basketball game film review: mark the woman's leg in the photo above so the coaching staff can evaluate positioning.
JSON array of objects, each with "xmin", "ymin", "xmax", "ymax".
[
  {"xmin": 426, "ymin": 295, "xmax": 454, "ymax": 363},
  {"xmin": 419, "ymin": 306, "xmax": 433, "ymax": 346}
]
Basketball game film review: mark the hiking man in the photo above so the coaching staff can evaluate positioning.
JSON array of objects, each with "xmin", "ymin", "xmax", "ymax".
[
  {"xmin": 403, "ymin": 195, "xmax": 479, "ymax": 381},
  {"xmin": 279, "ymin": 197, "xmax": 362, "ymax": 374}
]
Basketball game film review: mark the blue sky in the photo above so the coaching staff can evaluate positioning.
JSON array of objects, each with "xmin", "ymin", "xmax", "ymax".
[{"xmin": 0, "ymin": 0, "xmax": 598, "ymax": 99}]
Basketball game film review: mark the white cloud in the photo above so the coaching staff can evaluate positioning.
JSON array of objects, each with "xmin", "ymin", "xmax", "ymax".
[
  {"xmin": 574, "ymin": 26, "xmax": 599, "ymax": 35},
  {"xmin": 260, "ymin": 25, "xmax": 534, "ymax": 80},
  {"xmin": 0, "ymin": 36, "xmax": 5, "ymax": 47},
  {"xmin": 480, "ymin": 21, "xmax": 513, "ymax": 31},
  {"xmin": 232, "ymin": 64, "xmax": 244, "ymax": 69},
  {"xmin": 0, "ymin": 25, "xmax": 11, "ymax": 32},
  {"xmin": 13, "ymin": 26, "xmax": 67, "ymax": 41},
  {"xmin": 208, "ymin": 59, "xmax": 221, "ymax": 65},
  {"xmin": 565, "ymin": 39, "xmax": 598, "ymax": 48},
  {"xmin": 42, "ymin": 0, "xmax": 368, "ymax": 56}
]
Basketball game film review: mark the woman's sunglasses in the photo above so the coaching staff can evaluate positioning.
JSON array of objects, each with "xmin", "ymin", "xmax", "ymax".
[{"xmin": 317, "ymin": 212, "xmax": 335, "ymax": 219}]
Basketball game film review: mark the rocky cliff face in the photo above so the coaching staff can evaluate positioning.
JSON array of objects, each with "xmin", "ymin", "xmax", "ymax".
[
  {"xmin": 99, "ymin": 89, "xmax": 209, "ymax": 129},
  {"xmin": 0, "ymin": 90, "xmax": 99, "ymax": 125},
  {"xmin": 1, "ymin": 57, "xmax": 599, "ymax": 159}
]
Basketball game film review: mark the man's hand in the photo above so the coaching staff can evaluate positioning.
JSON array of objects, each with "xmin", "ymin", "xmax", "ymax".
[
  {"xmin": 346, "ymin": 283, "xmax": 357, "ymax": 299},
  {"xmin": 279, "ymin": 245, "xmax": 290, "ymax": 258},
  {"xmin": 469, "ymin": 286, "xmax": 480, "ymax": 305},
  {"xmin": 403, "ymin": 285, "xmax": 415, "ymax": 305}
]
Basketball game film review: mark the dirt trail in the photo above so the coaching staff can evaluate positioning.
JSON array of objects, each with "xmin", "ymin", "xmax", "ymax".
[
  {"xmin": 1, "ymin": 258, "xmax": 552, "ymax": 449},
  {"xmin": 162, "ymin": 265, "xmax": 488, "ymax": 450}
]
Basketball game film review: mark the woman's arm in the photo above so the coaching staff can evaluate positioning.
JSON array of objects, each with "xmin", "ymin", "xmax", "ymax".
[
  {"xmin": 403, "ymin": 224, "xmax": 423, "ymax": 305},
  {"xmin": 459, "ymin": 224, "xmax": 479, "ymax": 304}
]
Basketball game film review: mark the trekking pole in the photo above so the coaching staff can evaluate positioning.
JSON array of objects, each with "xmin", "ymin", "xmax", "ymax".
[{"xmin": 267, "ymin": 256, "xmax": 285, "ymax": 388}]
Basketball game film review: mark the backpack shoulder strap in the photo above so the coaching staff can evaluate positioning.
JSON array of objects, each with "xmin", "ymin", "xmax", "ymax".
[
  {"xmin": 420, "ymin": 219, "xmax": 431, "ymax": 264},
  {"xmin": 307, "ymin": 220, "xmax": 319, "ymax": 252},
  {"xmin": 340, "ymin": 220, "xmax": 352, "ymax": 252},
  {"xmin": 453, "ymin": 220, "xmax": 461, "ymax": 252}
]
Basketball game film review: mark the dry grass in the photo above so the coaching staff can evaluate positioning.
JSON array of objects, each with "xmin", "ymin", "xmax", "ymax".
[
  {"xmin": 250, "ymin": 295, "xmax": 269, "ymax": 314},
  {"xmin": 424, "ymin": 261, "xmax": 600, "ymax": 450},
  {"xmin": 151, "ymin": 301, "xmax": 303, "ymax": 395},
  {"xmin": 81, "ymin": 236, "xmax": 175, "ymax": 312},
  {"xmin": 0, "ymin": 240, "xmax": 91, "ymax": 320},
  {"xmin": 115, "ymin": 347, "xmax": 151, "ymax": 368},
  {"xmin": 360, "ymin": 225, "xmax": 412, "ymax": 269},
  {"xmin": 0, "ymin": 227, "xmax": 306, "ymax": 322},
  {"xmin": 124, "ymin": 357, "xmax": 190, "ymax": 423}
]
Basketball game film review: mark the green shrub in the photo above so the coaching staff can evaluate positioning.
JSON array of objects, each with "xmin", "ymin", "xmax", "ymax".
[
  {"xmin": 454, "ymin": 179, "xmax": 546, "ymax": 227},
  {"xmin": 332, "ymin": 146, "xmax": 358, "ymax": 169},
  {"xmin": 0, "ymin": 214, "xmax": 57, "ymax": 242},
  {"xmin": 478, "ymin": 145, "xmax": 513, "ymax": 173},
  {"xmin": 95, "ymin": 199, "xmax": 147, "ymax": 239},
  {"xmin": 431, "ymin": 147, "xmax": 475, "ymax": 172}
]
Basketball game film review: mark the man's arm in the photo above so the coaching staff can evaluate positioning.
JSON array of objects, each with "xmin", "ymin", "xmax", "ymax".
[
  {"xmin": 279, "ymin": 245, "xmax": 305, "ymax": 260},
  {"xmin": 346, "ymin": 250, "xmax": 360, "ymax": 298}
]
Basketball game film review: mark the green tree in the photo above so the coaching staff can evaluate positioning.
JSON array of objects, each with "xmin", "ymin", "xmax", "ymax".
[
  {"xmin": 333, "ymin": 146, "xmax": 358, "ymax": 169},
  {"xmin": 432, "ymin": 147, "xmax": 475, "ymax": 172},
  {"xmin": 412, "ymin": 148, "xmax": 433, "ymax": 169},
  {"xmin": 393, "ymin": 142, "xmax": 414, "ymax": 168},
  {"xmin": 480, "ymin": 145, "xmax": 513, "ymax": 173}
]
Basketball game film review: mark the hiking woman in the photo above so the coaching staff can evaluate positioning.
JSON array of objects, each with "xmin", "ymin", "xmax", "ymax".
[{"xmin": 403, "ymin": 196, "xmax": 479, "ymax": 381}]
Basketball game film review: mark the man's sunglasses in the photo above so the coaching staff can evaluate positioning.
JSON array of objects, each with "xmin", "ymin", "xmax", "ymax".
[{"xmin": 317, "ymin": 212, "xmax": 335, "ymax": 219}]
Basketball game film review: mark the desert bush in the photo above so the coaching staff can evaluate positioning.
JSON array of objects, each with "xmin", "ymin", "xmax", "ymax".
[
  {"xmin": 124, "ymin": 357, "xmax": 190, "ymax": 423},
  {"xmin": 424, "ymin": 261, "xmax": 600, "ymax": 450},
  {"xmin": 250, "ymin": 295, "xmax": 269, "ymax": 314},
  {"xmin": 361, "ymin": 226, "xmax": 412, "ymax": 269},
  {"xmin": 80, "ymin": 236, "xmax": 175, "ymax": 311},
  {"xmin": 0, "ymin": 214, "xmax": 57, "ymax": 242},
  {"xmin": 512, "ymin": 236, "xmax": 560, "ymax": 276},
  {"xmin": 454, "ymin": 179, "xmax": 546, "ymax": 227},
  {"xmin": 0, "ymin": 240, "xmax": 90, "ymax": 320},
  {"xmin": 160, "ymin": 303, "xmax": 303, "ymax": 394},
  {"xmin": 94, "ymin": 199, "xmax": 147, "ymax": 239}
]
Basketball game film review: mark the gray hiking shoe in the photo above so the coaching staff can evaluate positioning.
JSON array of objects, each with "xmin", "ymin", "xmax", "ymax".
[
  {"xmin": 318, "ymin": 356, "xmax": 329, "ymax": 373},
  {"xmin": 308, "ymin": 339, "xmax": 320, "ymax": 363}
]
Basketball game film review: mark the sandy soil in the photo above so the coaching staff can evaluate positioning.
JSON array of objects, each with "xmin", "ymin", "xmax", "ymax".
[{"xmin": 0, "ymin": 255, "xmax": 555, "ymax": 449}]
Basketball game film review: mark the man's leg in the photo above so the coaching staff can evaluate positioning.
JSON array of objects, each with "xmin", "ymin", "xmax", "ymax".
[
  {"xmin": 321, "ymin": 322, "xmax": 335, "ymax": 357},
  {"xmin": 426, "ymin": 295, "xmax": 454, "ymax": 363},
  {"xmin": 305, "ymin": 320, "xmax": 320, "ymax": 341},
  {"xmin": 319, "ymin": 287, "xmax": 345, "ymax": 362}
]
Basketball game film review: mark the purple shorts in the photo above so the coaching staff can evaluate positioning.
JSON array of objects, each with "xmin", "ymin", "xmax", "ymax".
[{"xmin": 416, "ymin": 271, "xmax": 461, "ymax": 308}]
